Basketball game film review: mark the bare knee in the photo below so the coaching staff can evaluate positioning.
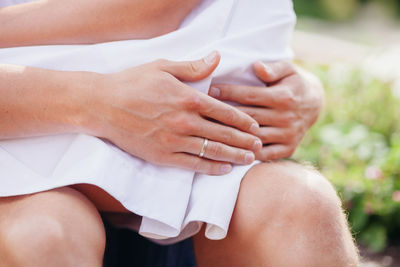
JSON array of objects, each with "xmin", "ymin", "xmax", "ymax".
[
  {"xmin": 233, "ymin": 161, "xmax": 341, "ymax": 229},
  {"xmin": 231, "ymin": 161, "xmax": 359, "ymax": 266},
  {"xmin": 0, "ymin": 188, "xmax": 105, "ymax": 267},
  {"xmin": 2, "ymin": 214, "xmax": 73, "ymax": 265}
]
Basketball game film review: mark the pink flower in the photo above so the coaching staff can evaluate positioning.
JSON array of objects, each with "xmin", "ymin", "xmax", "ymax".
[
  {"xmin": 392, "ymin": 191, "xmax": 400, "ymax": 202},
  {"xmin": 365, "ymin": 166, "xmax": 383, "ymax": 180}
]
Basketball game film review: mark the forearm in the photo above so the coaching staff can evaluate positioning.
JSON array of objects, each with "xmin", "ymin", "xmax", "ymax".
[
  {"xmin": 0, "ymin": 64, "xmax": 93, "ymax": 139},
  {"xmin": 0, "ymin": 0, "xmax": 201, "ymax": 48}
]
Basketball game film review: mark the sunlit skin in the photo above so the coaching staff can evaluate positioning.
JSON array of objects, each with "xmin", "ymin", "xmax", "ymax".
[
  {"xmin": 0, "ymin": 1, "xmax": 359, "ymax": 266},
  {"xmin": 0, "ymin": 0, "xmax": 202, "ymax": 47},
  {"xmin": 0, "ymin": 55, "xmax": 262, "ymax": 175},
  {"xmin": 213, "ymin": 61, "xmax": 325, "ymax": 161}
]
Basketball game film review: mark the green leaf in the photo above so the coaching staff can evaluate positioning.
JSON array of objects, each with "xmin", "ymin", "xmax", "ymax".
[
  {"xmin": 359, "ymin": 223, "xmax": 387, "ymax": 252},
  {"xmin": 348, "ymin": 196, "xmax": 368, "ymax": 233}
]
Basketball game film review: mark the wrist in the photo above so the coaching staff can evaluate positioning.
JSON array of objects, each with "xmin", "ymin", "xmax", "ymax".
[{"xmin": 63, "ymin": 71, "xmax": 105, "ymax": 136}]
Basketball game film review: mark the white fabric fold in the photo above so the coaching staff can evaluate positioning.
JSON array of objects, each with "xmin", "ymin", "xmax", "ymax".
[{"xmin": 0, "ymin": 0, "xmax": 296, "ymax": 244}]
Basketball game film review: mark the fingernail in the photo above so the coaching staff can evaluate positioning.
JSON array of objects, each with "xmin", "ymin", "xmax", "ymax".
[
  {"xmin": 250, "ymin": 123, "xmax": 259, "ymax": 134},
  {"xmin": 244, "ymin": 152, "xmax": 255, "ymax": 164},
  {"xmin": 253, "ymin": 139, "xmax": 262, "ymax": 151},
  {"xmin": 209, "ymin": 86, "xmax": 220, "ymax": 98},
  {"xmin": 204, "ymin": 51, "xmax": 218, "ymax": 66},
  {"xmin": 261, "ymin": 62, "xmax": 274, "ymax": 76},
  {"xmin": 221, "ymin": 164, "xmax": 232, "ymax": 174}
]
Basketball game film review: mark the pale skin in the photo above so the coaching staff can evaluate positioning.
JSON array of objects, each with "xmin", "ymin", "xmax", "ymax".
[{"xmin": 0, "ymin": 0, "xmax": 359, "ymax": 266}]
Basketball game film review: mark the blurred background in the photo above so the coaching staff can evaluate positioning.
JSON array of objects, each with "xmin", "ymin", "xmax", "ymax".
[{"xmin": 292, "ymin": 0, "xmax": 400, "ymax": 266}]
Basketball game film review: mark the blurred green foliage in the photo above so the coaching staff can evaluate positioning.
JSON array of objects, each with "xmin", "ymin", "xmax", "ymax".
[
  {"xmin": 294, "ymin": 63, "xmax": 400, "ymax": 252},
  {"xmin": 294, "ymin": 0, "xmax": 400, "ymax": 20}
]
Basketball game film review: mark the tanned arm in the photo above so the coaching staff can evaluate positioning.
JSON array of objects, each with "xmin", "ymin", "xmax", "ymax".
[
  {"xmin": 0, "ymin": 0, "xmax": 201, "ymax": 48},
  {"xmin": 0, "ymin": 55, "xmax": 262, "ymax": 175},
  {"xmin": 0, "ymin": 64, "xmax": 93, "ymax": 138}
]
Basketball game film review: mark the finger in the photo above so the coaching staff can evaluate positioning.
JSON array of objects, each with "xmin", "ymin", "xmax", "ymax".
[
  {"xmin": 169, "ymin": 153, "xmax": 232, "ymax": 176},
  {"xmin": 193, "ymin": 118, "xmax": 262, "ymax": 152},
  {"xmin": 196, "ymin": 92, "xmax": 260, "ymax": 135},
  {"xmin": 180, "ymin": 137, "xmax": 255, "ymax": 165},
  {"xmin": 236, "ymin": 106, "xmax": 296, "ymax": 127},
  {"xmin": 209, "ymin": 83, "xmax": 294, "ymax": 109},
  {"xmin": 209, "ymin": 84, "xmax": 266, "ymax": 106},
  {"xmin": 253, "ymin": 61, "xmax": 296, "ymax": 83},
  {"xmin": 158, "ymin": 51, "xmax": 220, "ymax": 82},
  {"xmin": 258, "ymin": 127, "xmax": 294, "ymax": 145},
  {"xmin": 256, "ymin": 144, "xmax": 296, "ymax": 161}
]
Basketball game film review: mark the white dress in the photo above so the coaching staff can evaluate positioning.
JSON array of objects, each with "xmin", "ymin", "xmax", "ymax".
[{"xmin": 0, "ymin": 0, "xmax": 296, "ymax": 244}]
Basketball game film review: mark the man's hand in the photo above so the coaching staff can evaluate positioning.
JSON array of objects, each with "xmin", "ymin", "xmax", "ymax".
[{"xmin": 208, "ymin": 61, "xmax": 324, "ymax": 161}]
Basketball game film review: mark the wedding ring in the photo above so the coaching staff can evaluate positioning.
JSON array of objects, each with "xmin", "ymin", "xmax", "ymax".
[{"xmin": 199, "ymin": 138, "xmax": 208, "ymax": 158}]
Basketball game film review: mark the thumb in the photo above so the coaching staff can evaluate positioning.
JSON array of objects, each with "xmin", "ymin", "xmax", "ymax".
[{"xmin": 160, "ymin": 51, "xmax": 220, "ymax": 82}]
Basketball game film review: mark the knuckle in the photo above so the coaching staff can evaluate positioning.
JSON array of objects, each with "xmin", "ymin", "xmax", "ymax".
[
  {"xmin": 282, "ymin": 112, "xmax": 296, "ymax": 124},
  {"xmin": 224, "ymin": 109, "xmax": 236, "ymax": 123},
  {"xmin": 181, "ymin": 94, "xmax": 201, "ymax": 110},
  {"xmin": 174, "ymin": 114, "xmax": 196, "ymax": 134},
  {"xmin": 220, "ymin": 130, "xmax": 234, "ymax": 143},
  {"xmin": 158, "ymin": 133, "xmax": 179, "ymax": 148},
  {"xmin": 236, "ymin": 150, "xmax": 247, "ymax": 163},
  {"xmin": 280, "ymin": 89, "xmax": 296, "ymax": 105},
  {"xmin": 207, "ymin": 143, "xmax": 224, "ymax": 158},
  {"xmin": 244, "ymin": 108, "xmax": 256, "ymax": 118},
  {"xmin": 182, "ymin": 120, "xmax": 197, "ymax": 133},
  {"xmin": 189, "ymin": 61, "xmax": 202, "ymax": 75},
  {"xmin": 244, "ymin": 90, "xmax": 258, "ymax": 102}
]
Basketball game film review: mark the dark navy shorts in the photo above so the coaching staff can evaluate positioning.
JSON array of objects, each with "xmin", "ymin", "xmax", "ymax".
[{"xmin": 103, "ymin": 218, "xmax": 197, "ymax": 267}]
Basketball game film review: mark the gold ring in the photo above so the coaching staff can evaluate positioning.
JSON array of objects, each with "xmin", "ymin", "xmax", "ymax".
[{"xmin": 199, "ymin": 138, "xmax": 208, "ymax": 158}]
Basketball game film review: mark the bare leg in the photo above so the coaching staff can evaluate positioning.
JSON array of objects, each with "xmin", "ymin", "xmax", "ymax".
[
  {"xmin": 0, "ymin": 187, "xmax": 105, "ymax": 267},
  {"xmin": 193, "ymin": 161, "xmax": 359, "ymax": 267},
  {"xmin": 0, "ymin": 161, "xmax": 360, "ymax": 266}
]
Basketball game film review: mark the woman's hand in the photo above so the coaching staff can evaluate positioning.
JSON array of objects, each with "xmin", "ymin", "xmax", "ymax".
[
  {"xmin": 208, "ymin": 61, "xmax": 324, "ymax": 161},
  {"xmin": 85, "ymin": 52, "xmax": 262, "ymax": 175}
]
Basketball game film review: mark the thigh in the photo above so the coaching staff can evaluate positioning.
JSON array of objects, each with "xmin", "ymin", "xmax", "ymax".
[
  {"xmin": 72, "ymin": 184, "xmax": 130, "ymax": 213},
  {"xmin": 0, "ymin": 187, "xmax": 106, "ymax": 266},
  {"xmin": 0, "ymin": 187, "xmax": 105, "ymax": 231}
]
